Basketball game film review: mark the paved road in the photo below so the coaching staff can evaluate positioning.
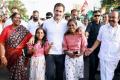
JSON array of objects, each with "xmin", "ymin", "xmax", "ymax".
[
  {"xmin": 0, "ymin": 67, "xmax": 100, "ymax": 80},
  {"xmin": 0, "ymin": 67, "xmax": 9, "ymax": 80}
]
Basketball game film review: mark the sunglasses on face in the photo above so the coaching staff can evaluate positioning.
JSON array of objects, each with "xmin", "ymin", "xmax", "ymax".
[{"xmin": 94, "ymin": 15, "xmax": 100, "ymax": 17}]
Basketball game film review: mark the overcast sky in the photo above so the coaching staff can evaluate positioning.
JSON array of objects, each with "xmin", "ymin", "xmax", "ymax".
[{"xmin": 22, "ymin": 0, "xmax": 101, "ymax": 18}]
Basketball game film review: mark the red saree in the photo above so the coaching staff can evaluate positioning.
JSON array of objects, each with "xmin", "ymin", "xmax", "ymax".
[{"xmin": 0, "ymin": 24, "xmax": 32, "ymax": 80}]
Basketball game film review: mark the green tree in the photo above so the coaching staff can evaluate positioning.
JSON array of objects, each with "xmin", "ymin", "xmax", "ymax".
[
  {"xmin": 101, "ymin": 0, "xmax": 120, "ymax": 12},
  {"xmin": 8, "ymin": 0, "xmax": 28, "ymax": 21},
  {"xmin": 64, "ymin": 12, "xmax": 71, "ymax": 16}
]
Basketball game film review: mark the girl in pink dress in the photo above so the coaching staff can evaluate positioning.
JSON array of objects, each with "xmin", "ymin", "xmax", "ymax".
[
  {"xmin": 27, "ymin": 27, "xmax": 52, "ymax": 80},
  {"xmin": 63, "ymin": 19, "xmax": 87, "ymax": 80}
]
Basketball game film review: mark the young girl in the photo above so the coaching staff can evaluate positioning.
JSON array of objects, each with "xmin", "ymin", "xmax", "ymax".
[
  {"xmin": 27, "ymin": 27, "xmax": 52, "ymax": 80},
  {"xmin": 63, "ymin": 19, "xmax": 87, "ymax": 80}
]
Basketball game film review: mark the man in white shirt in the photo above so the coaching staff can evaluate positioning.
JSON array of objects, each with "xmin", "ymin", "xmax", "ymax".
[
  {"xmin": 85, "ymin": 11, "xmax": 120, "ymax": 80},
  {"xmin": 101, "ymin": 13, "xmax": 109, "ymax": 25},
  {"xmin": 43, "ymin": 3, "xmax": 67, "ymax": 80},
  {"xmin": 28, "ymin": 10, "xmax": 41, "ymax": 35},
  {"xmin": 71, "ymin": 9, "xmax": 85, "ymax": 32}
]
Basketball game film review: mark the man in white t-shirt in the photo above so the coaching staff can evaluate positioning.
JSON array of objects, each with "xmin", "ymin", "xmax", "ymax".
[
  {"xmin": 85, "ymin": 11, "xmax": 120, "ymax": 80},
  {"xmin": 71, "ymin": 9, "xmax": 85, "ymax": 32},
  {"xmin": 28, "ymin": 10, "xmax": 41, "ymax": 35},
  {"xmin": 43, "ymin": 3, "xmax": 67, "ymax": 80}
]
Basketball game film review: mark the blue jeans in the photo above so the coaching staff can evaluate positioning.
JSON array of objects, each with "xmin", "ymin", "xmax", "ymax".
[{"xmin": 45, "ymin": 54, "xmax": 65, "ymax": 80}]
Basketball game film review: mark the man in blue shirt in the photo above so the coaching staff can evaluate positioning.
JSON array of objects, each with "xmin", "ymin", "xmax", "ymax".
[{"xmin": 85, "ymin": 10, "xmax": 102, "ymax": 80}]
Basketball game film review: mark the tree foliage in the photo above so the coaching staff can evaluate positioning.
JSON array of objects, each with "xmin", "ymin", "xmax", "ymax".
[
  {"xmin": 101, "ymin": 0, "xmax": 120, "ymax": 12},
  {"xmin": 64, "ymin": 12, "xmax": 71, "ymax": 16},
  {"xmin": 8, "ymin": 0, "xmax": 28, "ymax": 21}
]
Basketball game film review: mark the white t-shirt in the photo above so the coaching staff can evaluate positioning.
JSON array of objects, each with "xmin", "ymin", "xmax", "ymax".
[
  {"xmin": 97, "ymin": 24, "xmax": 120, "ymax": 61},
  {"xmin": 77, "ymin": 20, "xmax": 86, "ymax": 32},
  {"xmin": 43, "ymin": 18, "xmax": 67, "ymax": 55},
  {"xmin": 28, "ymin": 20, "xmax": 40, "ymax": 35}
]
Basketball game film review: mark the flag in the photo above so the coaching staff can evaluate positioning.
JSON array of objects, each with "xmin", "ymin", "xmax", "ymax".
[{"xmin": 81, "ymin": 0, "xmax": 88, "ymax": 15}]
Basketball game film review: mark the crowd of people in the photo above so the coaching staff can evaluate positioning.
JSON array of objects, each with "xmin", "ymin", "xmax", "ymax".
[{"xmin": 0, "ymin": 2, "xmax": 120, "ymax": 80}]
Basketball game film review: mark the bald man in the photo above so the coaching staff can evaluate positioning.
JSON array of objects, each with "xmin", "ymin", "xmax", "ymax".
[{"xmin": 86, "ymin": 11, "xmax": 120, "ymax": 80}]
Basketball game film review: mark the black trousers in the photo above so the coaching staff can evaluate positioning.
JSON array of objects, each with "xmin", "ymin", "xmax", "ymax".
[
  {"xmin": 89, "ymin": 49, "xmax": 99, "ymax": 80},
  {"xmin": 45, "ymin": 54, "xmax": 65, "ymax": 80},
  {"xmin": 113, "ymin": 61, "xmax": 120, "ymax": 80},
  {"xmin": 84, "ymin": 56, "xmax": 89, "ymax": 80}
]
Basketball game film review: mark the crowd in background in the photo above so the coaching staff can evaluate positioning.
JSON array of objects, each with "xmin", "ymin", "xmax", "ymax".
[{"xmin": 0, "ymin": 2, "xmax": 120, "ymax": 80}]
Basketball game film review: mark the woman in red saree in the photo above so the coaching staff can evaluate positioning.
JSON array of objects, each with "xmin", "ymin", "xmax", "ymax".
[{"xmin": 0, "ymin": 13, "xmax": 32, "ymax": 80}]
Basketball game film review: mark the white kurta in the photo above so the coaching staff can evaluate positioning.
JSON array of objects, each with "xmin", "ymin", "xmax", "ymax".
[{"xmin": 97, "ymin": 24, "xmax": 120, "ymax": 80}]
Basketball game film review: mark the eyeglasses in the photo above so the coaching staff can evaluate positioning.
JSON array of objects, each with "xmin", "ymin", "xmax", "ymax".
[{"xmin": 94, "ymin": 15, "xmax": 100, "ymax": 17}]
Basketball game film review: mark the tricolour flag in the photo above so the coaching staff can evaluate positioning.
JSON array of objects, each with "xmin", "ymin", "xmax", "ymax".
[{"xmin": 81, "ymin": 0, "xmax": 88, "ymax": 15}]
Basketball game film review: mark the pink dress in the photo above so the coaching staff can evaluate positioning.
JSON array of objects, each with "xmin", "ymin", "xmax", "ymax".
[
  {"xmin": 63, "ymin": 33, "xmax": 87, "ymax": 53},
  {"xmin": 63, "ymin": 33, "xmax": 87, "ymax": 80},
  {"xmin": 28, "ymin": 41, "xmax": 49, "ymax": 80}
]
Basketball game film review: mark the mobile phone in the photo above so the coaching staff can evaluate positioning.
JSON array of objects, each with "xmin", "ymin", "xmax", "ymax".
[{"xmin": 74, "ymin": 51, "xmax": 78, "ymax": 54}]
